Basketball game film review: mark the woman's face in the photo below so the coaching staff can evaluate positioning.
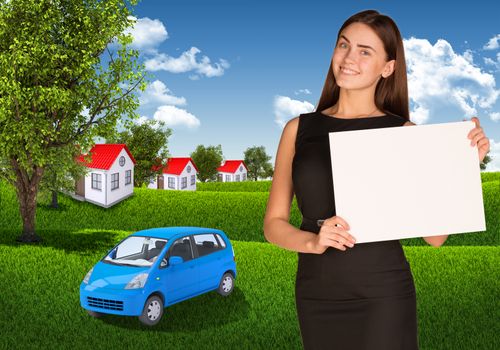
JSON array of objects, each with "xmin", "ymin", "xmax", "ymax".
[{"xmin": 332, "ymin": 22, "xmax": 395, "ymax": 91}]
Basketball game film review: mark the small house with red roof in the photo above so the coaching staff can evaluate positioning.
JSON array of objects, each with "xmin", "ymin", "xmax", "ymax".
[
  {"xmin": 74, "ymin": 144, "xmax": 136, "ymax": 208},
  {"xmin": 148, "ymin": 157, "xmax": 198, "ymax": 191},
  {"xmin": 217, "ymin": 160, "xmax": 248, "ymax": 182}
]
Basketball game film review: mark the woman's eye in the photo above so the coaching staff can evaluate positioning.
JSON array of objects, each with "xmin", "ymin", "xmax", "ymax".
[
  {"xmin": 361, "ymin": 50, "xmax": 370, "ymax": 56},
  {"xmin": 339, "ymin": 42, "xmax": 347, "ymax": 48}
]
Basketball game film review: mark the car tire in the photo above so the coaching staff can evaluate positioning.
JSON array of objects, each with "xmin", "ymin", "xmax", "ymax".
[
  {"xmin": 138, "ymin": 295, "xmax": 164, "ymax": 326},
  {"xmin": 217, "ymin": 272, "xmax": 234, "ymax": 296},
  {"xmin": 86, "ymin": 309, "xmax": 103, "ymax": 318}
]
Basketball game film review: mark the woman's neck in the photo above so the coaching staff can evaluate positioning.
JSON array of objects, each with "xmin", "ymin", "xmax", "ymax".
[{"xmin": 327, "ymin": 87, "xmax": 382, "ymax": 118}]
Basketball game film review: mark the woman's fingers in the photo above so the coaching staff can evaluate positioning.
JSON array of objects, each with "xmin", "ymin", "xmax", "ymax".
[
  {"xmin": 318, "ymin": 226, "xmax": 356, "ymax": 251},
  {"xmin": 468, "ymin": 128, "xmax": 484, "ymax": 146},
  {"xmin": 324, "ymin": 215, "xmax": 350, "ymax": 231}
]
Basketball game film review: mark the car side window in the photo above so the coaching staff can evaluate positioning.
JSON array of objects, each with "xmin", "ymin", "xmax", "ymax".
[
  {"xmin": 193, "ymin": 234, "xmax": 221, "ymax": 257},
  {"xmin": 215, "ymin": 234, "xmax": 226, "ymax": 248},
  {"xmin": 165, "ymin": 236, "xmax": 193, "ymax": 263}
]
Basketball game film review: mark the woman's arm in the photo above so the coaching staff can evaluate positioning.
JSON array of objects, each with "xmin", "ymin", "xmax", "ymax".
[
  {"xmin": 404, "ymin": 120, "xmax": 449, "ymax": 247},
  {"xmin": 263, "ymin": 117, "xmax": 320, "ymax": 253}
]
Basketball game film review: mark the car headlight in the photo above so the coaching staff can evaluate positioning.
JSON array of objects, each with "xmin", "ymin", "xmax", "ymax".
[
  {"xmin": 125, "ymin": 273, "xmax": 149, "ymax": 289},
  {"xmin": 83, "ymin": 267, "xmax": 94, "ymax": 284}
]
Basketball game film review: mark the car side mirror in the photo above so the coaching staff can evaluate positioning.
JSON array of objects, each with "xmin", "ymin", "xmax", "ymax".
[
  {"xmin": 160, "ymin": 258, "xmax": 168, "ymax": 268},
  {"xmin": 169, "ymin": 256, "xmax": 183, "ymax": 266}
]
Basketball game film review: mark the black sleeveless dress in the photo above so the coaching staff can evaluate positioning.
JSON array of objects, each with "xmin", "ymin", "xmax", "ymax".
[{"xmin": 292, "ymin": 111, "xmax": 419, "ymax": 350}]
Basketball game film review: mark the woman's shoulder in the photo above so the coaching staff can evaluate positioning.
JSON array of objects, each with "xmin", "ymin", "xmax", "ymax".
[
  {"xmin": 385, "ymin": 112, "xmax": 413, "ymax": 126},
  {"xmin": 283, "ymin": 111, "xmax": 317, "ymax": 135}
]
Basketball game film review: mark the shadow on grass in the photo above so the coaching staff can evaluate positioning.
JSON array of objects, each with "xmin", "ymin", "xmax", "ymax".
[
  {"xmin": 0, "ymin": 229, "xmax": 123, "ymax": 255},
  {"xmin": 91, "ymin": 287, "xmax": 250, "ymax": 332}
]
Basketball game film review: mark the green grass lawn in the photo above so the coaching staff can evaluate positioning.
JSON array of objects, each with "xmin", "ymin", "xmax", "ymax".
[
  {"xmin": 0, "ymin": 235, "xmax": 497, "ymax": 350},
  {"xmin": 0, "ymin": 175, "xmax": 499, "ymax": 349}
]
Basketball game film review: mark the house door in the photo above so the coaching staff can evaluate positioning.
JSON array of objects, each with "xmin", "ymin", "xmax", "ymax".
[
  {"xmin": 75, "ymin": 177, "xmax": 85, "ymax": 197},
  {"xmin": 157, "ymin": 175, "xmax": 164, "ymax": 189},
  {"xmin": 218, "ymin": 174, "xmax": 222, "ymax": 182}
]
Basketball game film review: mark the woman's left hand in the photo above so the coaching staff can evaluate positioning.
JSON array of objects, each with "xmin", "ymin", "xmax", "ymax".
[{"xmin": 467, "ymin": 117, "xmax": 490, "ymax": 163}]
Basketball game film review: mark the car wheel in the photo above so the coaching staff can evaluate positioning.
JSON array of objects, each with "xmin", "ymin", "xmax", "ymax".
[
  {"xmin": 138, "ymin": 295, "xmax": 164, "ymax": 326},
  {"xmin": 217, "ymin": 272, "xmax": 234, "ymax": 296},
  {"xmin": 86, "ymin": 309, "xmax": 103, "ymax": 318}
]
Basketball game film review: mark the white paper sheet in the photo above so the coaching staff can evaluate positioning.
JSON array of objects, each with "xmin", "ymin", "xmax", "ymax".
[{"xmin": 328, "ymin": 120, "xmax": 486, "ymax": 244}]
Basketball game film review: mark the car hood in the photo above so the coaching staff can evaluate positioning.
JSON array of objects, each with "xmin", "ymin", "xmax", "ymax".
[{"xmin": 87, "ymin": 261, "xmax": 150, "ymax": 290}]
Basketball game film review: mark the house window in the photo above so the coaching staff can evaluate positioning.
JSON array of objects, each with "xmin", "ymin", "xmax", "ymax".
[
  {"xmin": 242, "ymin": 173, "xmax": 246, "ymax": 181},
  {"xmin": 181, "ymin": 177, "xmax": 187, "ymax": 189},
  {"xmin": 187, "ymin": 165, "xmax": 191, "ymax": 173},
  {"xmin": 225, "ymin": 175, "xmax": 230, "ymax": 182},
  {"xmin": 91, "ymin": 173, "xmax": 102, "ymax": 190},
  {"xmin": 119, "ymin": 156, "xmax": 125, "ymax": 167},
  {"xmin": 168, "ymin": 177, "xmax": 175, "ymax": 189},
  {"xmin": 236, "ymin": 174, "xmax": 240, "ymax": 182},
  {"xmin": 239, "ymin": 165, "xmax": 243, "ymax": 172},
  {"xmin": 111, "ymin": 173, "xmax": 119, "ymax": 190},
  {"xmin": 191, "ymin": 175, "xmax": 195, "ymax": 185},
  {"xmin": 125, "ymin": 170, "xmax": 132, "ymax": 185}
]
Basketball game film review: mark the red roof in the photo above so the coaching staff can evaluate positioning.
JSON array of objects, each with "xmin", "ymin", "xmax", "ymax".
[
  {"xmin": 217, "ymin": 160, "xmax": 247, "ymax": 173},
  {"xmin": 76, "ymin": 144, "xmax": 136, "ymax": 170},
  {"xmin": 154, "ymin": 157, "xmax": 198, "ymax": 175}
]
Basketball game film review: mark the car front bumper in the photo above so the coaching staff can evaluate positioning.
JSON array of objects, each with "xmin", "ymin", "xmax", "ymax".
[{"xmin": 80, "ymin": 283, "xmax": 149, "ymax": 316}]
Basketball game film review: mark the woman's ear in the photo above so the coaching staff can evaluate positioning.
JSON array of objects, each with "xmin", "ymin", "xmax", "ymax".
[{"xmin": 382, "ymin": 59, "xmax": 396, "ymax": 78}]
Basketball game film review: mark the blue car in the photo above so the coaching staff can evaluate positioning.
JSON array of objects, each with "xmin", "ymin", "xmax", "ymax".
[{"xmin": 80, "ymin": 227, "xmax": 237, "ymax": 326}]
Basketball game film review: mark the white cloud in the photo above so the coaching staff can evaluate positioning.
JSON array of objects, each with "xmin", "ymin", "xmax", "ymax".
[
  {"xmin": 409, "ymin": 103, "xmax": 430, "ymax": 125},
  {"xmin": 273, "ymin": 95, "xmax": 315, "ymax": 128},
  {"xmin": 483, "ymin": 34, "xmax": 500, "ymax": 50},
  {"xmin": 144, "ymin": 47, "xmax": 230, "ymax": 78},
  {"xmin": 404, "ymin": 37, "xmax": 499, "ymax": 123},
  {"xmin": 139, "ymin": 80, "xmax": 186, "ymax": 106},
  {"xmin": 490, "ymin": 112, "xmax": 500, "ymax": 122},
  {"xmin": 483, "ymin": 52, "xmax": 500, "ymax": 71},
  {"xmin": 136, "ymin": 116, "xmax": 149, "ymax": 125},
  {"xmin": 152, "ymin": 105, "xmax": 200, "ymax": 129},
  {"xmin": 124, "ymin": 17, "xmax": 168, "ymax": 53},
  {"xmin": 484, "ymin": 138, "xmax": 500, "ymax": 171},
  {"xmin": 294, "ymin": 89, "xmax": 312, "ymax": 95}
]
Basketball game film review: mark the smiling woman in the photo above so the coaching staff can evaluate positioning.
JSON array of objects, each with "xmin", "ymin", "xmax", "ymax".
[
  {"xmin": 264, "ymin": 9, "xmax": 419, "ymax": 350},
  {"xmin": 264, "ymin": 6, "xmax": 492, "ymax": 348}
]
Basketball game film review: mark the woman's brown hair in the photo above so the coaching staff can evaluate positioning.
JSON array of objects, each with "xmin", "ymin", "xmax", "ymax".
[{"xmin": 316, "ymin": 9, "xmax": 409, "ymax": 121}]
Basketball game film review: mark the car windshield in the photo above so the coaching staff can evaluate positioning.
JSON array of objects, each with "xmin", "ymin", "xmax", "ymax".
[{"xmin": 103, "ymin": 236, "xmax": 168, "ymax": 267}]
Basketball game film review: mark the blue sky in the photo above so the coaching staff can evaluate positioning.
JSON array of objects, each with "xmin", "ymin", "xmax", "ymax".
[{"xmin": 125, "ymin": 0, "xmax": 500, "ymax": 171}]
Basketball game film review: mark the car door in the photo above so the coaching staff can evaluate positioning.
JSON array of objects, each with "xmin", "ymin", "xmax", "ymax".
[
  {"xmin": 193, "ymin": 233, "xmax": 225, "ymax": 291},
  {"xmin": 160, "ymin": 236, "xmax": 199, "ymax": 304}
]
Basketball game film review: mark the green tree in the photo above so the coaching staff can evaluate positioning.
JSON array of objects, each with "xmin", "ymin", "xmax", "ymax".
[
  {"xmin": 0, "ymin": 0, "xmax": 145, "ymax": 242},
  {"xmin": 190, "ymin": 145, "xmax": 223, "ymax": 182},
  {"xmin": 108, "ymin": 120, "xmax": 172, "ymax": 187},
  {"xmin": 38, "ymin": 145, "xmax": 88, "ymax": 208},
  {"xmin": 244, "ymin": 146, "xmax": 274, "ymax": 181}
]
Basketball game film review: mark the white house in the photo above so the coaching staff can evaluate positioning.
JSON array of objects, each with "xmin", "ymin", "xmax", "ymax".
[
  {"xmin": 73, "ymin": 144, "xmax": 136, "ymax": 208},
  {"xmin": 148, "ymin": 157, "xmax": 198, "ymax": 191},
  {"xmin": 217, "ymin": 160, "xmax": 248, "ymax": 182}
]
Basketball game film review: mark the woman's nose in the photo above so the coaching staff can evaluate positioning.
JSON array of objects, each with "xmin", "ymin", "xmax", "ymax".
[{"xmin": 344, "ymin": 49, "xmax": 357, "ymax": 63}]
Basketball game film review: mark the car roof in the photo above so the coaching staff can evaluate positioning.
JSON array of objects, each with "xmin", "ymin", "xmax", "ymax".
[{"xmin": 130, "ymin": 226, "xmax": 227, "ymax": 240}]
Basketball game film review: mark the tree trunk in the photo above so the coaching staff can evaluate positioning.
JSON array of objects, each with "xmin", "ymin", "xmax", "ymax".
[
  {"xmin": 10, "ymin": 158, "xmax": 44, "ymax": 243},
  {"xmin": 51, "ymin": 190, "xmax": 59, "ymax": 209}
]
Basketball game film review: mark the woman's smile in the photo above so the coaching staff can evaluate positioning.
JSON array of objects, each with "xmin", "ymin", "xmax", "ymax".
[{"xmin": 340, "ymin": 66, "xmax": 360, "ymax": 75}]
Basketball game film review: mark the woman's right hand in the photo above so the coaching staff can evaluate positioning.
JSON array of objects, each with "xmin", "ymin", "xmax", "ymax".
[{"xmin": 311, "ymin": 215, "xmax": 357, "ymax": 254}]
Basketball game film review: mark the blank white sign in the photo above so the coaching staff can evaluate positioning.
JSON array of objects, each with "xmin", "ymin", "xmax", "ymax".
[{"xmin": 328, "ymin": 121, "xmax": 486, "ymax": 244}]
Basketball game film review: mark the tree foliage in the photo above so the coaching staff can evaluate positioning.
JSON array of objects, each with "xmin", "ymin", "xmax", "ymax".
[
  {"xmin": 190, "ymin": 145, "xmax": 224, "ymax": 182},
  {"xmin": 108, "ymin": 120, "xmax": 172, "ymax": 187},
  {"xmin": 244, "ymin": 146, "xmax": 273, "ymax": 180},
  {"xmin": 0, "ymin": 0, "xmax": 145, "ymax": 242}
]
